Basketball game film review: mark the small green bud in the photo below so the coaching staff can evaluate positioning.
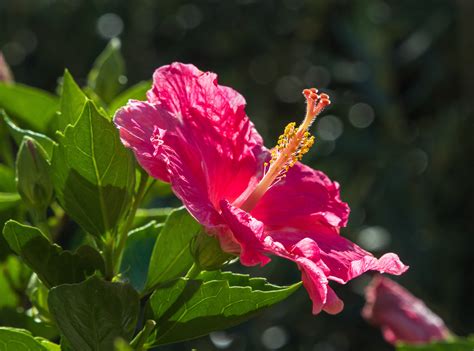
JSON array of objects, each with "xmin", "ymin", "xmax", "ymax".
[
  {"xmin": 16, "ymin": 137, "xmax": 53, "ymax": 211},
  {"xmin": 191, "ymin": 230, "xmax": 234, "ymax": 271}
]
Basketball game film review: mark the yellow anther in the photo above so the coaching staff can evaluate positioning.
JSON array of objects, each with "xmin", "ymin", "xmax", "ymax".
[{"xmin": 240, "ymin": 88, "xmax": 331, "ymax": 212}]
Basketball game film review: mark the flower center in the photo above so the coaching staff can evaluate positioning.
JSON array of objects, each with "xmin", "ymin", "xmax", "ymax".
[{"xmin": 240, "ymin": 88, "xmax": 331, "ymax": 212}]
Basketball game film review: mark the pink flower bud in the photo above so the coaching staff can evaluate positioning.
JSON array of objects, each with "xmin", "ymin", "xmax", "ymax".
[
  {"xmin": 0, "ymin": 52, "xmax": 14, "ymax": 83},
  {"xmin": 362, "ymin": 276, "xmax": 450, "ymax": 345}
]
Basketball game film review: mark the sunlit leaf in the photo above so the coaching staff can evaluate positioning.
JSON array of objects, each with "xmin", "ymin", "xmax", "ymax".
[
  {"xmin": 87, "ymin": 38, "xmax": 126, "ymax": 103},
  {"xmin": 0, "ymin": 327, "xmax": 59, "ymax": 350},
  {"xmin": 3, "ymin": 220, "xmax": 105, "ymax": 288},
  {"xmin": 51, "ymin": 100, "xmax": 135, "ymax": 236},
  {"xmin": 145, "ymin": 208, "xmax": 201, "ymax": 292},
  {"xmin": 397, "ymin": 336, "xmax": 474, "ymax": 351},
  {"xmin": 147, "ymin": 271, "xmax": 301, "ymax": 345},
  {"xmin": 54, "ymin": 69, "xmax": 87, "ymax": 133},
  {"xmin": 109, "ymin": 80, "xmax": 151, "ymax": 114},
  {"xmin": 0, "ymin": 83, "xmax": 59, "ymax": 133}
]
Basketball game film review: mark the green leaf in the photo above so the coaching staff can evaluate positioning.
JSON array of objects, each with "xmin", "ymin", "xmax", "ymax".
[
  {"xmin": 0, "ymin": 256, "xmax": 24, "ymax": 308},
  {"xmin": 48, "ymin": 276, "xmax": 140, "ymax": 351},
  {"xmin": 27, "ymin": 274, "xmax": 54, "ymax": 321},
  {"xmin": 2, "ymin": 220, "xmax": 105, "ymax": 288},
  {"xmin": 145, "ymin": 208, "xmax": 201, "ymax": 292},
  {"xmin": 2, "ymin": 112, "xmax": 55, "ymax": 159},
  {"xmin": 0, "ymin": 327, "xmax": 59, "ymax": 350},
  {"xmin": 129, "ymin": 319, "xmax": 156, "ymax": 350},
  {"xmin": 0, "ymin": 192, "xmax": 21, "ymax": 211},
  {"xmin": 147, "ymin": 271, "xmax": 301, "ymax": 345},
  {"xmin": 120, "ymin": 221, "xmax": 161, "ymax": 293},
  {"xmin": 133, "ymin": 207, "xmax": 173, "ymax": 229},
  {"xmin": 0, "ymin": 164, "xmax": 16, "ymax": 192},
  {"xmin": 88, "ymin": 38, "xmax": 126, "ymax": 103},
  {"xmin": 0, "ymin": 307, "xmax": 58, "ymax": 341},
  {"xmin": 54, "ymin": 69, "xmax": 87, "ymax": 133},
  {"xmin": 397, "ymin": 336, "xmax": 474, "ymax": 351},
  {"xmin": 37, "ymin": 339, "xmax": 61, "ymax": 351},
  {"xmin": 0, "ymin": 83, "xmax": 59, "ymax": 133},
  {"xmin": 108, "ymin": 80, "xmax": 151, "ymax": 114},
  {"xmin": 51, "ymin": 100, "xmax": 135, "ymax": 237}
]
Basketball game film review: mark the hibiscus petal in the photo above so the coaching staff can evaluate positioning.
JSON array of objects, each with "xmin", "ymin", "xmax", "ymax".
[
  {"xmin": 219, "ymin": 200, "xmax": 270, "ymax": 267},
  {"xmin": 324, "ymin": 287, "xmax": 344, "ymax": 315},
  {"xmin": 269, "ymin": 229, "xmax": 408, "ymax": 284},
  {"xmin": 219, "ymin": 203, "xmax": 368, "ymax": 315},
  {"xmin": 115, "ymin": 101, "xmax": 221, "ymax": 226},
  {"xmin": 250, "ymin": 163, "xmax": 350, "ymax": 232},
  {"xmin": 297, "ymin": 256, "xmax": 329, "ymax": 315},
  {"xmin": 114, "ymin": 63, "xmax": 265, "ymax": 226},
  {"xmin": 114, "ymin": 101, "xmax": 172, "ymax": 181},
  {"xmin": 314, "ymin": 233, "xmax": 408, "ymax": 284}
]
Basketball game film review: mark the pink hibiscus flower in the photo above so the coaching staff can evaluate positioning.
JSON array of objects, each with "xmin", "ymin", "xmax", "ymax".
[
  {"xmin": 114, "ymin": 62, "xmax": 408, "ymax": 314},
  {"xmin": 362, "ymin": 276, "xmax": 450, "ymax": 345}
]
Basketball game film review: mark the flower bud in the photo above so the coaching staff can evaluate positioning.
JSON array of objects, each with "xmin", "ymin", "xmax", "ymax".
[
  {"xmin": 191, "ymin": 230, "xmax": 234, "ymax": 271},
  {"xmin": 362, "ymin": 276, "xmax": 451, "ymax": 345},
  {"xmin": 16, "ymin": 137, "xmax": 53, "ymax": 212},
  {"xmin": 0, "ymin": 52, "xmax": 14, "ymax": 83}
]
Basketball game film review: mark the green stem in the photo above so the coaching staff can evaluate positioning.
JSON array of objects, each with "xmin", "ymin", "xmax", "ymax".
[
  {"xmin": 103, "ymin": 232, "xmax": 116, "ymax": 281},
  {"xmin": 113, "ymin": 173, "xmax": 150, "ymax": 274},
  {"xmin": 184, "ymin": 263, "xmax": 202, "ymax": 279},
  {"xmin": 130, "ymin": 320, "xmax": 156, "ymax": 351},
  {"xmin": 31, "ymin": 208, "xmax": 52, "ymax": 241}
]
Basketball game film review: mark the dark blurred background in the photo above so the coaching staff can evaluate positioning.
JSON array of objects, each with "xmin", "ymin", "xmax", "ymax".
[{"xmin": 1, "ymin": 0, "xmax": 473, "ymax": 350}]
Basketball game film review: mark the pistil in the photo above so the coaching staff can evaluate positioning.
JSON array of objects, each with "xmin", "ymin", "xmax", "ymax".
[{"xmin": 240, "ymin": 88, "xmax": 330, "ymax": 212}]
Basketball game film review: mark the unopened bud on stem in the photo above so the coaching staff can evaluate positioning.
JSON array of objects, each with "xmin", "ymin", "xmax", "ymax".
[{"xmin": 16, "ymin": 137, "xmax": 53, "ymax": 212}]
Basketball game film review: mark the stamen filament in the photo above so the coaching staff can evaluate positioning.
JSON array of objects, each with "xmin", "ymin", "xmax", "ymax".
[{"xmin": 240, "ymin": 88, "xmax": 330, "ymax": 212}]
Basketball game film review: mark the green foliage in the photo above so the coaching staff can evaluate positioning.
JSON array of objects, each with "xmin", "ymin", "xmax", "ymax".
[
  {"xmin": 55, "ymin": 70, "xmax": 87, "ymax": 133},
  {"xmin": 396, "ymin": 336, "xmax": 474, "ymax": 351},
  {"xmin": 0, "ymin": 256, "xmax": 25, "ymax": 309},
  {"xmin": 0, "ymin": 192, "xmax": 20, "ymax": 212},
  {"xmin": 87, "ymin": 38, "xmax": 126, "ymax": 104},
  {"xmin": 0, "ymin": 327, "xmax": 59, "ymax": 350},
  {"xmin": 109, "ymin": 80, "xmax": 151, "ymax": 114},
  {"xmin": 48, "ymin": 276, "xmax": 140, "ymax": 351},
  {"xmin": 147, "ymin": 271, "xmax": 301, "ymax": 345},
  {"xmin": 0, "ymin": 164, "xmax": 16, "ymax": 192},
  {"xmin": 0, "ymin": 83, "xmax": 58, "ymax": 133},
  {"xmin": 2, "ymin": 113, "xmax": 55, "ymax": 159},
  {"xmin": 120, "ymin": 221, "xmax": 161, "ymax": 293},
  {"xmin": 51, "ymin": 100, "xmax": 135, "ymax": 237},
  {"xmin": 27, "ymin": 274, "xmax": 53, "ymax": 321},
  {"xmin": 145, "ymin": 208, "xmax": 201, "ymax": 292},
  {"xmin": 3, "ymin": 220, "xmax": 105, "ymax": 288}
]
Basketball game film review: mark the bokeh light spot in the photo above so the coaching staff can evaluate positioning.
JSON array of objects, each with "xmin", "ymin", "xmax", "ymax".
[
  {"xmin": 176, "ymin": 4, "xmax": 203, "ymax": 29},
  {"xmin": 349, "ymin": 103, "xmax": 375, "ymax": 128},
  {"xmin": 357, "ymin": 226, "xmax": 391, "ymax": 251},
  {"xmin": 210, "ymin": 331, "xmax": 234, "ymax": 349},
  {"xmin": 316, "ymin": 115, "xmax": 344, "ymax": 141},
  {"xmin": 262, "ymin": 326, "xmax": 288, "ymax": 350},
  {"xmin": 97, "ymin": 13, "xmax": 124, "ymax": 39},
  {"xmin": 2, "ymin": 42, "xmax": 26, "ymax": 66}
]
